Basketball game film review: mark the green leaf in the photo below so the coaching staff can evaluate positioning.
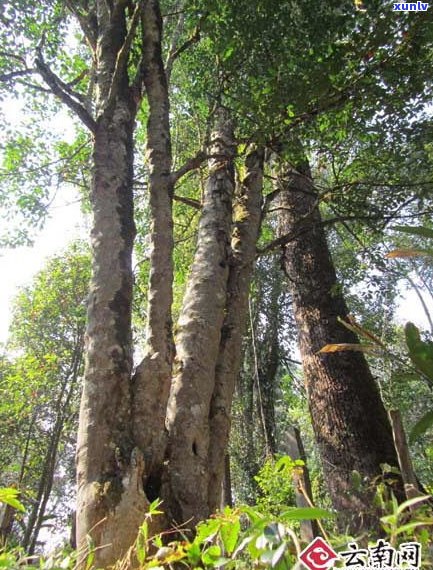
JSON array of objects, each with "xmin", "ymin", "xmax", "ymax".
[
  {"xmin": 201, "ymin": 544, "xmax": 221, "ymax": 565},
  {"xmin": 392, "ymin": 225, "xmax": 433, "ymax": 240},
  {"xmin": 280, "ymin": 507, "xmax": 333, "ymax": 521},
  {"xmin": 186, "ymin": 541, "xmax": 202, "ymax": 566},
  {"xmin": 0, "ymin": 487, "xmax": 25, "ymax": 512},
  {"xmin": 405, "ymin": 323, "xmax": 433, "ymax": 381},
  {"xmin": 220, "ymin": 518, "xmax": 240, "ymax": 554},
  {"xmin": 148, "ymin": 498, "xmax": 164, "ymax": 516},
  {"xmin": 395, "ymin": 520, "xmax": 433, "ymax": 535},
  {"xmin": 396, "ymin": 494, "xmax": 431, "ymax": 516},
  {"xmin": 222, "ymin": 46, "xmax": 234, "ymax": 60},
  {"xmin": 195, "ymin": 518, "xmax": 221, "ymax": 545},
  {"xmin": 271, "ymin": 542, "xmax": 287, "ymax": 567},
  {"xmin": 410, "ymin": 410, "xmax": 433, "ymax": 443}
]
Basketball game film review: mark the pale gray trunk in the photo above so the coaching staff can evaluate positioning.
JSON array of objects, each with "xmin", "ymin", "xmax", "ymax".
[
  {"xmin": 283, "ymin": 427, "xmax": 319, "ymax": 543},
  {"xmin": 76, "ymin": 3, "xmax": 146, "ymax": 564},
  {"xmin": 207, "ymin": 148, "xmax": 264, "ymax": 512},
  {"xmin": 132, "ymin": 0, "xmax": 175, "ymax": 501},
  {"xmin": 163, "ymin": 111, "xmax": 235, "ymax": 525}
]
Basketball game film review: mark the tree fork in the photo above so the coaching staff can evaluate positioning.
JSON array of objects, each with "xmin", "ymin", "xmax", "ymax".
[
  {"xmin": 208, "ymin": 147, "xmax": 264, "ymax": 512},
  {"xmin": 163, "ymin": 109, "xmax": 236, "ymax": 525}
]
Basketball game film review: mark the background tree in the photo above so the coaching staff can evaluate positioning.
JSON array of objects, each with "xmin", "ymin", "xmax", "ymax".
[{"xmin": 0, "ymin": 243, "xmax": 89, "ymax": 551}]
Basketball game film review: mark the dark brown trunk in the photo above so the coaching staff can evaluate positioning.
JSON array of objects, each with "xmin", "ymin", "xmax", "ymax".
[
  {"xmin": 276, "ymin": 157, "xmax": 403, "ymax": 533},
  {"xmin": 256, "ymin": 276, "xmax": 280, "ymax": 457}
]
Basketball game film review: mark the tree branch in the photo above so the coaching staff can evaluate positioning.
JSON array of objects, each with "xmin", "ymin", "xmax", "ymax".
[
  {"xmin": 35, "ymin": 51, "xmax": 96, "ymax": 133},
  {"xmin": 173, "ymin": 194, "xmax": 201, "ymax": 209},
  {"xmin": 64, "ymin": 0, "xmax": 97, "ymax": 51},
  {"xmin": 170, "ymin": 150, "xmax": 207, "ymax": 184},
  {"xmin": 257, "ymin": 210, "xmax": 433, "ymax": 256},
  {"xmin": 105, "ymin": 1, "xmax": 142, "ymax": 111},
  {"xmin": 165, "ymin": 11, "xmax": 206, "ymax": 84},
  {"xmin": 0, "ymin": 69, "xmax": 37, "ymax": 83},
  {"xmin": 165, "ymin": 4, "xmax": 185, "ymax": 85}
]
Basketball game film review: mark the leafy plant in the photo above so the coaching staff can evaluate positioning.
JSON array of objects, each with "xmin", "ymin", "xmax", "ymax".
[
  {"xmin": 0, "ymin": 488, "xmax": 25, "ymax": 513},
  {"xmin": 254, "ymin": 456, "xmax": 302, "ymax": 515},
  {"xmin": 115, "ymin": 500, "xmax": 333, "ymax": 569}
]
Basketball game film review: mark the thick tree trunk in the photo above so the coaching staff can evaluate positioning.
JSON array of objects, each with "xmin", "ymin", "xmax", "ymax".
[
  {"xmin": 276, "ymin": 157, "xmax": 403, "ymax": 532},
  {"xmin": 76, "ymin": 100, "xmax": 146, "ymax": 565},
  {"xmin": 163, "ymin": 111, "xmax": 235, "ymax": 525},
  {"xmin": 76, "ymin": 4, "xmax": 145, "ymax": 564},
  {"xmin": 207, "ymin": 148, "xmax": 264, "ymax": 512}
]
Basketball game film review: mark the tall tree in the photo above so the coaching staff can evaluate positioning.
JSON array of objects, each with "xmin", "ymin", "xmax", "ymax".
[
  {"xmin": 275, "ymin": 152, "xmax": 404, "ymax": 532},
  {"xmin": 0, "ymin": 244, "xmax": 89, "ymax": 550}
]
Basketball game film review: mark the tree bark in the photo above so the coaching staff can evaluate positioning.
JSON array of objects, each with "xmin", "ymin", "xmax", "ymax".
[
  {"xmin": 0, "ymin": 503, "xmax": 14, "ymax": 546},
  {"xmin": 207, "ymin": 147, "xmax": 264, "ymax": 512},
  {"xmin": 132, "ymin": 0, "xmax": 175, "ymax": 503},
  {"xmin": 75, "ymin": 3, "xmax": 146, "ymax": 564},
  {"xmin": 163, "ymin": 110, "xmax": 235, "ymax": 525},
  {"xmin": 256, "ymin": 273, "xmax": 281, "ymax": 457},
  {"xmin": 276, "ymin": 156, "xmax": 403, "ymax": 533},
  {"xmin": 221, "ymin": 454, "xmax": 233, "ymax": 508},
  {"xmin": 389, "ymin": 409, "xmax": 422, "ymax": 499}
]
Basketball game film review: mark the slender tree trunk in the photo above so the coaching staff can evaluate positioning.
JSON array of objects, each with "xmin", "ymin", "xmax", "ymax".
[
  {"xmin": 132, "ymin": 0, "xmax": 175, "ymax": 502},
  {"xmin": 163, "ymin": 110, "xmax": 235, "ymax": 525},
  {"xmin": 28, "ymin": 349, "xmax": 82, "ymax": 554},
  {"xmin": 236, "ymin": 358, "xmax": 260, "ymax": 503},
  {"xmin": 207, "ymin": 147, "xmax": 264, "ymax": 512},
  {"xmin": 0, "ymin": 504, "xmax": 14, "ymax": 545},
  {"xmin": 389, "ymin": 410, "xmax": 422, "ymax": 499},
  {"xmin": 221, "ymin": 454, "xmax": 233, "ymax": 508},
  {"xmin": 284, "ymin": 427, "xmax": 319, "ymax": 543},
  {"xmin": 276, "ymin": 156, "xmax": 403, "ymax": 532},
  {"xmin": 256, "ymin": 273, "xmax": 281, "ymax": 457}
]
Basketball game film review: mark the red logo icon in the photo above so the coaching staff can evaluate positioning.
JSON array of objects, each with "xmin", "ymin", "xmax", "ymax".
[{"xmin": 299, "ymin": 537, "xmax": 339, "ymax": 570}]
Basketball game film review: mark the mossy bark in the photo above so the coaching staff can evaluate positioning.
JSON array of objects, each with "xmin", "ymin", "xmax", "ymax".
[
  {"xmin": 163, "ymin": 111, "xmax": 236, "ymax": 525},
  {"xmin": 76, "ymin": 3, "xmax": 147, "ymax": 565},
  {"xmin": 207, "ymin": 148, "xmax": 264, "ymax": 512}
]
